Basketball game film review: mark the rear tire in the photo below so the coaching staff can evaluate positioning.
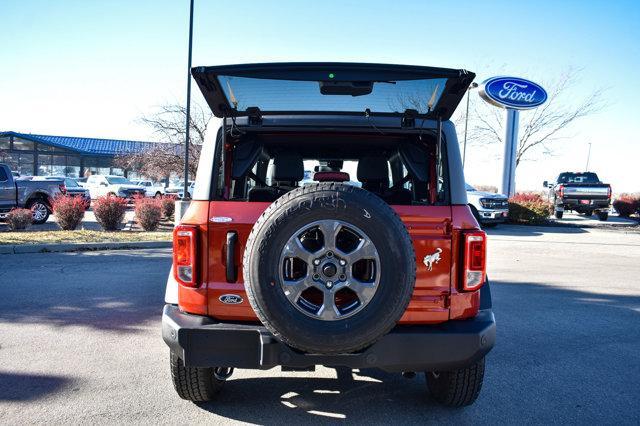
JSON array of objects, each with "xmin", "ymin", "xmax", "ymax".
[
  {"xmin": 27, "ymin": 199, "xmax": 50, "ymax": 225},
  {"xmin": 426, "ymin": 357, "xmax": 485, "ymax": 407},
  {"xmin": 597, "ymin": 211, "xmax": 609, "ymax": 221},
  {"xmin": 169, "ymin": 351, "xmax": 225, "ymax": 402},
  {"xmin": 554, "ymin": 210, "xmax": 563, "ymax": 219}
]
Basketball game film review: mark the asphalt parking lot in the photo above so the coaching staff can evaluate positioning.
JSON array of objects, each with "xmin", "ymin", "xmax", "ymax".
[{"xmin": 1, "ymin": 224, "xmax": 639, "ymax": 424}]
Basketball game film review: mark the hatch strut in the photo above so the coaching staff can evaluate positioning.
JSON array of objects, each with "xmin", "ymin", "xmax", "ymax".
[
  {"xmin": 220, "ymin": 114, "xmax": 228, "ymax": 199},
  {"xmin": 436, "ymin": 117, "xmax": 442, "ymax": 153},
  {"xmin": 436, "ymin": 116, "xmax": 443, "ymax": 203}
]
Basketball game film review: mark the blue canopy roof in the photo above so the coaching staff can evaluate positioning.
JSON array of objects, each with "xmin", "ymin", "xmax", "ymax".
[{"xmin": 1, "ymin": 131, "xmax": 166, "ymax": 156}]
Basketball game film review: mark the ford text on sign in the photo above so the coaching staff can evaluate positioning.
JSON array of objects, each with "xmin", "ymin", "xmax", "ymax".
[{"xmin": 479, "ymin": 77, "xmax": 547, "ymax": 110}]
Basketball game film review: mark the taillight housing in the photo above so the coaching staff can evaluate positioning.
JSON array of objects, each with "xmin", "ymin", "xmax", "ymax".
[
  {"xmin": 462, "ymin": 231, "xmax": 486, "ymax": 291},
  {"xmin": 59, "ymin": 184, "xmax": 67, "ymax": 195},
  {"xmin": 173, "ymin": 225, "xmax": 199, "ymax": 287},
  {"xmin": 607, "ymin": 186, "xmax": 612, "ymax": 198},
  {"xmin": 558, "ymin": 185, "xmax": 564, "ymax": 198}
]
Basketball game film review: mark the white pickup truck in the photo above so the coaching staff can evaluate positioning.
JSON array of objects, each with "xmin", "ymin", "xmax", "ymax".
[
  {"xmin": 131, "ymin": 180, "xmax": 165, "ymax": 198},
  {"xmin": 84, "ymin": 175, "xmax": 145, "ymax": 200},
  {"xmin": 466, "ymin": 184, "xmax": 509, "ymax": 227}
]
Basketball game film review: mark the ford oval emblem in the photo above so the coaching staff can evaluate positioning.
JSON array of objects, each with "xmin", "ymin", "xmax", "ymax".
[
  {"xmin": 479, "ymin": 76, "xmax": 547, "ymax": 110},
  {"xmin": 219, "ymin": 294, "xmax": 243, "ymax": 305}
]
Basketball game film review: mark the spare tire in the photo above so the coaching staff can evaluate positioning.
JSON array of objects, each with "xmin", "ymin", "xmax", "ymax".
[{"xmin": 243, "ymin": 183, "xmax": 416, "ymax": 354}]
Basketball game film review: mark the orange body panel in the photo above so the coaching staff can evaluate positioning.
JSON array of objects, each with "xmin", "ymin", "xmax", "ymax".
[{"xmin": 177, "ymin": 201, "xmax": 483, "ymax": 324}]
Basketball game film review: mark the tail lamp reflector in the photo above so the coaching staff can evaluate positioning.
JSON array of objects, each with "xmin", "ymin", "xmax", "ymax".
[
  {"xmin": 173, "ymin": 226, "xmax": 198, "ymax": 287},
  {"xmin": 463, "ymin": 231, "xmax": 486, "ymax": 291}
]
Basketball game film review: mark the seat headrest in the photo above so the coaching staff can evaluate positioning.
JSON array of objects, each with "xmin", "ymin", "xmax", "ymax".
[
  {"xmin": 357, "ymin": 156, "xmax": 389, "ymax": 182},
  {"xmin": 313, "ymin": 171, "xmax": 350, "ymax": 182},
  {"xmin": 273, "ymin": 153, "xmax": 304, "ymax": 182}
]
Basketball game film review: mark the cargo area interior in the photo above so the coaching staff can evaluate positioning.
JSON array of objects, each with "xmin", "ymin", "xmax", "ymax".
[{"xmin": 219, "ymin": 131, "xmax": 447, "ymax": 205}]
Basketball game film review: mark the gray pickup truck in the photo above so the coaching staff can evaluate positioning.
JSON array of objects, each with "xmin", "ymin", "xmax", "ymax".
[
  {"xmin": 544, "ymin": 172, "xmax": 611, "ymax": 221},
  {"xmin": 0, "ymin": 163, "xmax": 65, "ymax": 224}
]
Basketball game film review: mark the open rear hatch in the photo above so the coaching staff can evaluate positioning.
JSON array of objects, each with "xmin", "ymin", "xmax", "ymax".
[{"xmin": 192, "ymin": 62, "xmax": 475, "ymax": 120}]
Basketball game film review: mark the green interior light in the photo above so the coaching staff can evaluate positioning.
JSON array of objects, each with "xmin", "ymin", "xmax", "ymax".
[{"xmin": 329, "ymin": 73, "xmax": 335, "ymax": 79}]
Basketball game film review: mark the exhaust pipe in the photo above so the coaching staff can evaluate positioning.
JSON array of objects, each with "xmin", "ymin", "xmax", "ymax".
[{"xmin": 213, "ymin": 367, "xmax": 234, "ymax": 381}]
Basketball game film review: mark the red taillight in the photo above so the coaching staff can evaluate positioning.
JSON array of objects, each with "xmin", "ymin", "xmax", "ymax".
[
  {"xmin": 462, "ymin": 231, "xmax": 486, "ymax": 291},
  {"xmin": 173, "ymin": 225, "xmax": 198, "ymax": 287},
  {"xmin": 59, "ymin": 184, "xmax": 67, "ymax": 195},
  {"xmin": 558, "ymin": 185, "xmax": 564, "ymax": 198},
  {"xmin": 607, "ymin": 187, "xmax": 612, "ymax": 198}
]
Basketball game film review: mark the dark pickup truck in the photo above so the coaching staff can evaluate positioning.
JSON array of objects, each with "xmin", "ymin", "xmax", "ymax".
[
  {"xmin": 0, "ymin": 163, "xmax": 66, "ymax": 224},
  {"xmin": 544, "ymin": 172, "xmax": 611, "ymax": 221}
]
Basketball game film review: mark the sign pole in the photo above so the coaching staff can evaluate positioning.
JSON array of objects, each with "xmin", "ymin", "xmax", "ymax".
[{"xmin": 499, "ymin": 108, "xmax": 519, "ymax": 197}]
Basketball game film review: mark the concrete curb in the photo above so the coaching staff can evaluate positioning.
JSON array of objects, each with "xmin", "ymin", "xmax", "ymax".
[{"xmin": 0, "ymin": 241, "xmax": 172, "ymax": 255}]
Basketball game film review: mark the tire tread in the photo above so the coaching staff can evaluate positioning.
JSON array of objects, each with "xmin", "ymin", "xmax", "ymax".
[
  {"xmin": 169, "ymin": 351, "xmax": 223, "ymax": 402},
  {"xmin": 426, "ymin": 357, "xmax": 485, "ymax": 407}
]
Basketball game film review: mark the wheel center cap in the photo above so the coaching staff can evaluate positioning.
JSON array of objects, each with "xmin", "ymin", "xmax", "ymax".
[{"xmin": 322, "ymin": 263, "xmax": 337, "ymax": 278}]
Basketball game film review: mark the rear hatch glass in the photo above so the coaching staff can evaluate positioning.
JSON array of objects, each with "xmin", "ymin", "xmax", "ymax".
[
  {"xmin": 192, "ymin": 63, "xmax": 475, "ymax": 120},
  {"xmin": 218, "ymin": 76, "xmax": 447, "ymax": 115}
]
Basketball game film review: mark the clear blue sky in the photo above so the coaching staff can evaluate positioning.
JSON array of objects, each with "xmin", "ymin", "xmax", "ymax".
[{"xmin": 1, "ymin": 0, "xmax": 639, "ymax": 191}]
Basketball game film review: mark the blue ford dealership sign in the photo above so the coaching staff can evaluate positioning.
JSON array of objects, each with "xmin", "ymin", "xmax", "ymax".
[{"xmin": 479, "ymin": 76, "xmax": 547, "ymax": 110}]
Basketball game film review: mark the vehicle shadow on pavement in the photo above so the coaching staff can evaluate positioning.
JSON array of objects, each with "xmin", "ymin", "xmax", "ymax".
[
  {"xmin": 0, "ymin": 372, "xmax": 73, "ymax": 401},
  {"xmin": 196, "ymin": 369, "xmax": 456, "ymax": 424},
  {"xmin": 0, "ymin": 249, "xmax": 170, "ymax": 333}
]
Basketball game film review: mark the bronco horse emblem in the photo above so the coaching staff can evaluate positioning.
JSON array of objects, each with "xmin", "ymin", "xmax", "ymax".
[{"xmin": 423, "ymin": 248, "xmax": 443, "ymax": 271}]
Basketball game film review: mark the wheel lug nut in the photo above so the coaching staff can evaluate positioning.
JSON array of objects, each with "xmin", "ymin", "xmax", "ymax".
[
  {"xmin": 312, "ymin": 273, "xmax": 320, "ymax": 280},
  {"xmin": 339, "ymin": 274, "xmax": 346, "ymax": 281},
  {"xmin": 339, "ymin": 260, "xmax": 346, "ymax": 266},
  {"xmin": 313, "ymin": 259, "xmax": 321, "ymax": 265},
  {"xmin": 326, "ymin": 281, "xmax": 333, "ymax": 288},
  {"xmin": 326, "ymin": 251, "xmax": 333, "ymax": 258}
]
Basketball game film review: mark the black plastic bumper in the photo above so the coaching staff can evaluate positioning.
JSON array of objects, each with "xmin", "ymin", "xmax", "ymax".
[
  {"xmin": 162, "ymin": 305, "xmax": 496, "ymax": 372},
  {"xmin": 559, "ymin": 199, "xmax": 610, "ymax": 210}
]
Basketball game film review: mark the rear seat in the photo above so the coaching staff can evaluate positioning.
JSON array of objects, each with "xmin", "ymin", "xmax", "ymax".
[
  {"xmin": 357, "ymin": 156, "xmax": 412, "ymax": 205},
  {"xmin": 248, "ymin": 153, "xmax": 304, "ymax": 202}
]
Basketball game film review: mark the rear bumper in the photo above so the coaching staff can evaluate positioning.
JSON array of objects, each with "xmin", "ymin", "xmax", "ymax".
[
  {"xmin": 162, "ymin": 304, "xmax": 496, "ymax": 372},
  {"xmin": 557, "ymin": 198, "xmax": 610, "ymax": 210}
]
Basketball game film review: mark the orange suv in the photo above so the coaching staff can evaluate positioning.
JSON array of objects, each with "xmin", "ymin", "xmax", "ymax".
[{"xmin": 162, "ymin": 63, "xmax": 495, "ymax": 407}]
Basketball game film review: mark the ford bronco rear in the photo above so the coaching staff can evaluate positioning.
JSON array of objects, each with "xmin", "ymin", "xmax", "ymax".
[{"xmin": 162, "ymin": 63, "xmax": 495, "ymax": 407}]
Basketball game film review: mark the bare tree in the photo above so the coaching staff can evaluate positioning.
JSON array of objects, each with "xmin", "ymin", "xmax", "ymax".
[
  {"xmin": 466, "ymin": 68, "xmax": 605, "ymax": 166},
  {"xmin": 115, "ymin": 102, "xmax": 213, "ymax": 180}
]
